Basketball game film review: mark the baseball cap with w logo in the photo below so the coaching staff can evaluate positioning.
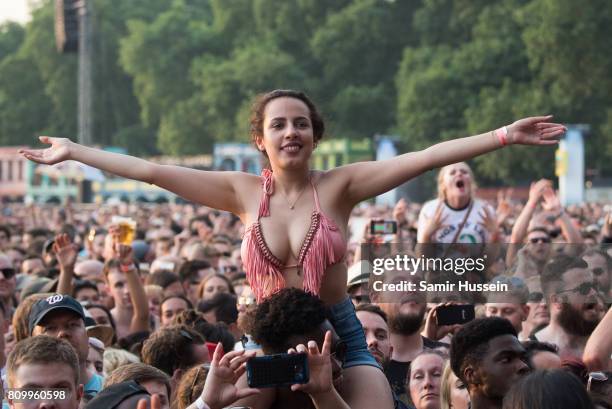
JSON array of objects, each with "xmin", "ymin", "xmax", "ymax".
[{"xmin": 28, "ymin": 294, "xmax": 85, "ymax": 335}]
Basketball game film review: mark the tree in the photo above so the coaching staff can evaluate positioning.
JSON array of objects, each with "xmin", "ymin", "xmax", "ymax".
[
  {"xmin": 0, "ymin": 22, "xmax": 25, "ymax": 59},
  {"xmin": 119, "ymin": 0, "xmax": 214, "ymax": 129},
  {"xmin": 0, "ymin": 54, "xmax": 53, "ymax": 145}
]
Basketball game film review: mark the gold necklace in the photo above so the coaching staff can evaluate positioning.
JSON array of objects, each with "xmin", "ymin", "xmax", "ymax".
[{"xmin": 279, "ymin": 180, "xmax": 310, "ymax": 210}]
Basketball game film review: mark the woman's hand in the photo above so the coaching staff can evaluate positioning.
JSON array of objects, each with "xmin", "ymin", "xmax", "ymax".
[
  {"xmin": 418, "ymin": 203, "xmax": 448, "ymax": 243},
  {"xmin": 201, "ymin": 344, "xmax": 260, "ymax": 409},
  {"xmin": 507, "ymin": 116, "xmax": 566, "ymax": 146},
  {"xmin": 288, "ymin": 330, "xmax": 334, "ymax": 397},
  {"xmin": 18, "ymin": 136, "xmax": 73, "ymax": 165}
]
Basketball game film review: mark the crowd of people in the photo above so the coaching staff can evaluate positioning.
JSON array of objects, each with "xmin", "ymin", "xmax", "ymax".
[{"xmin": 0, "ymin": 89, "xmax": 606, "ymax": 408}]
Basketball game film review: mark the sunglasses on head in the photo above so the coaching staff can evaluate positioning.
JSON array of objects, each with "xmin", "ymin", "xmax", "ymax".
[
  {"xmin": 0, "ymin": 268, "xmax": 16, "ymax": 279},
  {"xmin": 527, "ymin": 292, "xmax": 544, "ymax": 303},
  {"xmin": 530, "ymin": 237, "xmax": 551, "ymax": 244},
  {"xmin": 559, "ymin": 282, "xmax": 596, "ymax": 296}
]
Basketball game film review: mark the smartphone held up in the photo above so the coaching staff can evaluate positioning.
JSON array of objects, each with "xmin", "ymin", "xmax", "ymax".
[
  {"xmin": 370, "ymin": 220, "xmax": 397, "ymax": 235},
  {"xmin": 246, "ymin": 353, "xmax": 309, "ymax": 389},
  {"xmin": 435, "ymin": 304, "xmax": 475, "ymax": 326}
]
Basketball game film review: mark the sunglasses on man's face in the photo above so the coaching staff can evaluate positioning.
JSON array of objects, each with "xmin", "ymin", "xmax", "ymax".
[
  {"xmin": 350, "ymin": 295, "xmax": 370, "ymax": 305},
  {"xmin": 559, "ymin": 282, "xmax": 597, "ymax": 296},
  {"xmin": 529, "ymin": 237, "xmax": 551, "ymax": 244},
  {"xmin": 0, "ymin": 268, "xmax": 16, "ymax": 279}
]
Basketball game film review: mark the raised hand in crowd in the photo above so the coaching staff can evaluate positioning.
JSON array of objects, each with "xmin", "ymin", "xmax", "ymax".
[
  {"xmin": 113, "ymin": 241, "xmax": 134, "ymax": 267},
  {"xmin": 541, "ymin": 186, "xmax": 583, "ymax": 246},
  {"xmin": 53, "ymin": 233, "xmax": 79, "ymax": 295},
  {"xmin": 478, "ymin": 206, "xmax": 500, "ymax": 243},
  {"xmin": 478, "ymin": 205, "xmax": 502, "ymax": 271},
  {"xmin": 188, "ymin": 343, "xmax": 260, "ymax": 409},
  {"xmin": 53, "ymin": 233, "xmax": 78, "ymax": 270},
  {"xmin": 108, "ymin": 230, "xmax": 150, "ymax": 336},
  {"xmin": 541, "ymin": 185, "xmax": 562, "ymax": 215},
  {"xmin": 506, "ymin": 179, "xmax": 552, "ymax": 266},
  {"xmin": 172, "ymin": 229, "xmax": 192, "ymax": 257},
  {"xmin": 287, "ymin": 330, "xmax": 350, "ymax": 409},
  {"xmin": 417, "ymin": 201, "xmax": 448, "ymax": 244},
  {"xmin": 495, "ymin": 189, "xmax": 513, "ymax": 229},
  {"xmin": 529, "ymin": 179, "xmax": 551, "ymax": 206}
]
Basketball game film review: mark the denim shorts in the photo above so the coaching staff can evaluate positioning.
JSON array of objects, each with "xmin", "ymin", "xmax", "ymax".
[{"xmin": 327, "ymin": 296, "xmax": 381, "ymax": 369}]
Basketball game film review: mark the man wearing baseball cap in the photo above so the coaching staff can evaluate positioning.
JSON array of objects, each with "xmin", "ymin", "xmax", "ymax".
[{"xmin": 29, "ymin": 294, "xmax": 105, "ymax": 398}]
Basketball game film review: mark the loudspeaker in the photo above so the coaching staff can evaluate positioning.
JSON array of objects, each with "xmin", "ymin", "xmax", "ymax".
[{"xmin": 54, "ymin": 0, "xmax": 79, "ymax": 53}]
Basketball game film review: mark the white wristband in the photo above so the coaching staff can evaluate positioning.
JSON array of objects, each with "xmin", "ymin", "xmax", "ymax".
[{"xmin": 195, "ymin": 397, "xmax": 210, "ymax": 409}]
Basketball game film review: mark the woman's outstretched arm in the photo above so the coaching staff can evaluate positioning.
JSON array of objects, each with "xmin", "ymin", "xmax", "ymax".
[
  {"xmin": 20, "ymin": 137, "xmax": 252, "ymax": 214},
  {"xmin": 331, "ymin": 116, "xmax": 565, "ymax": 205},
  {"xmin": 583, "ymin": 307, "xmax": 612, "ymax": 371}
]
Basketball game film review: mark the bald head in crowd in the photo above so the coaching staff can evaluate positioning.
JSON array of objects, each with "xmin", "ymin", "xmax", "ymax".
[{"xmin": 75, "ymin": 260, "xmax": 104, "ymax": 281}]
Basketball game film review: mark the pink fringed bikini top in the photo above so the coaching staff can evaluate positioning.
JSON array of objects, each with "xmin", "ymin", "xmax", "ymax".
[{"xmin": 241, "ymin": 169, "xmax": 347, "ymax": 302}]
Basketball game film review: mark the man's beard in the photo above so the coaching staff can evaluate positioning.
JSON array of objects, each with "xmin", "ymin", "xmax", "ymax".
[
  {"xmin": 389, "ymin": 304, "xmax": 426, "ymax": 335},
  {"xmin": 368, "ymin": 346, "xmax": 389, "ymax": 367},
  {"xmin": 558, "ymin": 303, "xmax": 599, "ymax": 336}
]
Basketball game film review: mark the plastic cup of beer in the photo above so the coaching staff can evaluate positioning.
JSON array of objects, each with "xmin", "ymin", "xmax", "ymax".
[{"xmin": 111, "ymin": 216, "xmax": 137, "ymax": 245}]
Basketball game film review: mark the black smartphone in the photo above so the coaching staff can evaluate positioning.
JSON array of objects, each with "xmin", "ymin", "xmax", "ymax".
[
  {"xmin": 370, "ymin": 220, "xmax": 398, "ymax": 235},
  {"xmin": 436, "ymin": 304, "xmax": 475, "ymax": 326},
  {"xmin": 246, "ymin": 353, "xmax": 309, "ymax": 388}
]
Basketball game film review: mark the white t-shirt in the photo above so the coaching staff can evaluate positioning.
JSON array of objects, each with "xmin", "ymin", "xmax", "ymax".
[{"xmin": 417, "ymin": 198, "xmax": 495, "ymax": 244}]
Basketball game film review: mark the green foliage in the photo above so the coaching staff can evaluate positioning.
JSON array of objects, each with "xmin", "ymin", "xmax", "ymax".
[
  {"xmin": 0, "ymin": 54, "xmax": 52, "ymax": 144},
  {"xmin": 0, "ymin": 22, "xmax": 25, "ymax": 58},
  {"xmin": 0, "ymin": 0, "xmax": 610, "ymax": 183},
  {"xmin": 112, "ymin": 124, "xmax": 159, "ymax": 156}
]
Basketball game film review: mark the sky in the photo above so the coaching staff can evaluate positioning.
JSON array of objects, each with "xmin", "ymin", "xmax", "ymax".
[{"xmin": 0, "ymin": 0, "xmax": 31, "ymax": 24}]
